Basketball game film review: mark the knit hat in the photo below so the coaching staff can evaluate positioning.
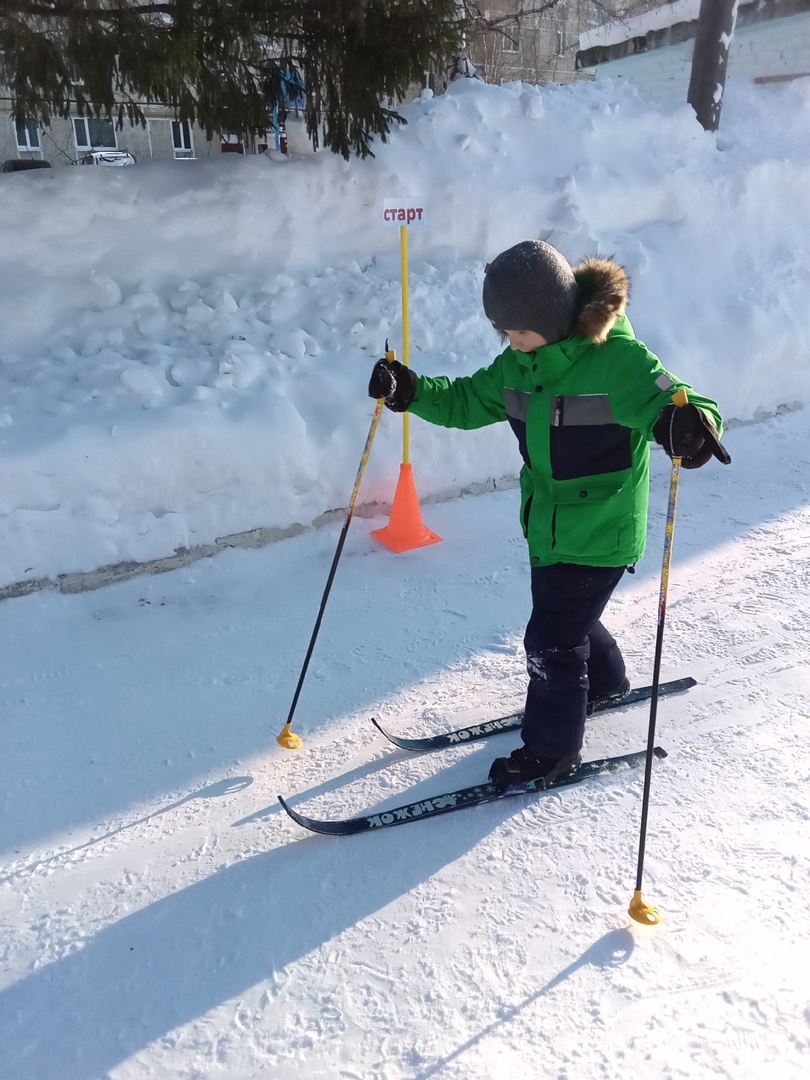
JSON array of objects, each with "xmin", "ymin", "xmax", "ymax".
[{"xmin": 482, "ymin": 240, "xmax": 580, "ymax": 344}]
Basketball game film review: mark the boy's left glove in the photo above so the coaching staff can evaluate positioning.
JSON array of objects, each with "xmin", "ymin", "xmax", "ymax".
[
  {"xmin": 368, "ymin": 358, "xmax": 416, "ymax": 412},
  {"xmin": 653, "ymin": 403, "xmax": 731, "ymax": 469}
]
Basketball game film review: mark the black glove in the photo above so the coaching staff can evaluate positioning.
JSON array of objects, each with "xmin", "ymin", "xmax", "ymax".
[
  {"xmin": 368, "ymin": 358, "xmax": 417, "ymax": 412},
  {"xmin": 653, "ymin": 403, "xmax": 731, "ymax": 469}
]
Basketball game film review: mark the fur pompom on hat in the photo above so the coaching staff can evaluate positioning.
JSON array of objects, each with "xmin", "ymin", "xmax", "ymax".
[{"xmin": 482, "ymin": 240, "xmax": 579, "ymax": 345}]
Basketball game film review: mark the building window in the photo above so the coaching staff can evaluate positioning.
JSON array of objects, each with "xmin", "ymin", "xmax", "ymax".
[
  {"xmin": 220, "ymin": 132, "xmax": 244, "ymax": 154},
  {"xmin": 502, "ymin": 22, "xmax": 520, "ymax": 54},
  {"xmin": 172, "ymin": 120, "xmax": 193, "ymax": 155},
  {"xmin": 73, "ymin": 117, "xmax": 116, "ymax": 151},
  {"xmin": 16, "ymin": 119, "xmax": 40, "ymax": 150}
]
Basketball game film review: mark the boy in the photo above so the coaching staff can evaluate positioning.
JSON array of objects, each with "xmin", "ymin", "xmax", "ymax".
[{"xmin": 368, "ymin": 240, "xmax": 729, "ymax": 791}]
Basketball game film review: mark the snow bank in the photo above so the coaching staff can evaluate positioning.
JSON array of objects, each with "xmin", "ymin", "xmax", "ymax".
[{"xmin": 1, "ymin": 76, "xmax": 809, "ymax": 589}]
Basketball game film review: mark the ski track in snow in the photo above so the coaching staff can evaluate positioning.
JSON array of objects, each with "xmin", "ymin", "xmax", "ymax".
[{"xmin": 2, "ymin": 414, "xmax": 810, "ymax": 1079}]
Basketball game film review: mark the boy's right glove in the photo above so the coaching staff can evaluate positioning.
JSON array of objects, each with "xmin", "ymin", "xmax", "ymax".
[
  {"xmin": 368, "ymin": 358, "xmax": 417, "ymax": 412},
  {"xmin": 653, "ymin": 403, "xmax": 731, "ymax": 469}
]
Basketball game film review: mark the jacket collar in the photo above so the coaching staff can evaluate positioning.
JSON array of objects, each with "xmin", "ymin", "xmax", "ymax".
[{"xmin": 506, "ymin": 313, "xmax": 635, "ymax": 387}]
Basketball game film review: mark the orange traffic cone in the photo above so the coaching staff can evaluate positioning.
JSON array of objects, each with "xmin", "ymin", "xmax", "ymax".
[{"xmin": 371, "ymin": 463, "xmax": 442, "ymax": 553}]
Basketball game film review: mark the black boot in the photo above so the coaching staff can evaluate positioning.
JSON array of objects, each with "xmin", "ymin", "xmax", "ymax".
[
  {"xmin": 587, "ymin": 676, "xmax": 630, "ymax": 715},
  {"xmin": 488, "ymin": 745, "xmax": 582, "ymax": 792}
]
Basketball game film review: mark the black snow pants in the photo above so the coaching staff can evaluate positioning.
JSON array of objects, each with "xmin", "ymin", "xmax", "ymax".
[{"xmin": 522, "ymin": 562, "xmax": 626, "ymax": 759}]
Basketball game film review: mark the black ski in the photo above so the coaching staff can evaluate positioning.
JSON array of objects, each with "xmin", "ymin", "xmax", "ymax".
[
  {"xmin": 278, "ymin": 746, "xmax": 667, "ymax": 836},
  {"xmin": 371, "ymin": 677, "xmax": 695, "ymax": 752}
]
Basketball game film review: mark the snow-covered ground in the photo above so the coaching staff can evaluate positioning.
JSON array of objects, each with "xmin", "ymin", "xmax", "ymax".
[{"xmin": 1, "ymin": 76, "xmax": 809, "ymax": 1079}]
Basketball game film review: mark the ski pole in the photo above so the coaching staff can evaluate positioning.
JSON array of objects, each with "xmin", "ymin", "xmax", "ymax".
[
  {"xmin": 276, "ymin": 351, "xmax": 391, "ymax": 750},
  {"xmin": 628, "ymin": 387, "xmax": 688, "ymax": 925}
]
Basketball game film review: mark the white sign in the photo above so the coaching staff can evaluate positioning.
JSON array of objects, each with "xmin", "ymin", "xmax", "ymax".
[{"xmin": 382, "ymin": 197, "xmax": 427, "ymax": 226}]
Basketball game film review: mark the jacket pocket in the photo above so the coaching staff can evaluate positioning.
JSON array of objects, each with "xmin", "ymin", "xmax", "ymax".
[
  {"xmin": 519, "ymin": 467, "xmax": 533, "ymax": 539},
  {"xmin": 551, "ymin": 473, "xmax": 629, "ymax": 559}
]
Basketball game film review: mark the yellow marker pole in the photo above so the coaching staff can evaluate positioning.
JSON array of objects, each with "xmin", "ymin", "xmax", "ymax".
[
  {"xmin": 400, "ymin": 223, "xmax": 410, "ymax": 467},
  {"xmin": 628, "ymin": 387, "xmax": 689, "ymax": 924},
  {"xmin": 371, "ymin": 197, "xmax": 440, "ymax": 554}
]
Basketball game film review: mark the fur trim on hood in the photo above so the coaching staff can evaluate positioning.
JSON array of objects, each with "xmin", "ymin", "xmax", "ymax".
[{"xmin": 572, "ymin": 258, "xmax": 629, "ymax": 345}]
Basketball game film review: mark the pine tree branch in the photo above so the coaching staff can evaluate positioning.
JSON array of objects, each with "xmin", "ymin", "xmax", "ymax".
[{"xmin": 1, "ymin": 0, "xmax": 464, "ymax": 159}]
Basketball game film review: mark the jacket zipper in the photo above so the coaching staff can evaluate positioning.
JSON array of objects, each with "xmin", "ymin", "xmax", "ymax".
[{"xmin": 551, "ymin": 396, "xmax": 560, "ymax": 547}]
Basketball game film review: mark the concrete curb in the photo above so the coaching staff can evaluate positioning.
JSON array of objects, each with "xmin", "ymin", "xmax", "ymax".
[
  {"xmin": 0, "ymin": 405, "xmax": 790, "ymax": 603},
  {"xmin": 0, "ymin": 475, "xmax": 520, "ymax": 602}
]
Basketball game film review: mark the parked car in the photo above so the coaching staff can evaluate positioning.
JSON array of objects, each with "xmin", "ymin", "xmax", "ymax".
[
  {"xmin": 1, "ymin": 159, "xmax": 52, "ymax": 172},
  {"xmin": 80, "ymin": 150, "xmax": 136, "ymax": 166}
]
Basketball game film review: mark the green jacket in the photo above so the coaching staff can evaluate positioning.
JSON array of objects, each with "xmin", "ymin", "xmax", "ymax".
[{"xmin": 408, "ymin": 260, "xmax": 723, "ymax": 569}]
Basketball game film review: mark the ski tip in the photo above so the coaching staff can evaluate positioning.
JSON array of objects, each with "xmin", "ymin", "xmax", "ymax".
[
  {"xmin": 277, "ymin": 794, "xmax": 317, "ymax": 831},
  {"xmin": 369, "ymin": 717, "xmax": 421, "ymax": 750},
  {"xmin": 276, "ymin": 795, "xmax": 359, "ymax": 836},
  {"xmin": 653, "ymin": 746, "xmax": 668, "ymax": 760},
  {"xmin": 278, "ymin": 794, "xmax": 308, "ymax": 822},
  {"xmin": 371, "ymin": 716, "xmax": 404, "ymax": 744}
]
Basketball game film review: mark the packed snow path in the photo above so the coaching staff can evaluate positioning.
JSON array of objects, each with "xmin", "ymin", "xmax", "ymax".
[{"xmin": 1, "ymin": 412, "xmax": 809, "ymax": 1079}]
